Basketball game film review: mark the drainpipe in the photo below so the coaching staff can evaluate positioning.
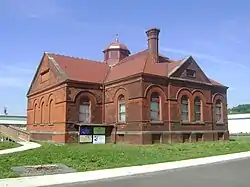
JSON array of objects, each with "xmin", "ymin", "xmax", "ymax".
[
  {"xmin": 101, "ymin": 85, "xmax": 105, "ymax": 125},
  {"xmin": 167, "ymin": 81, "xmax": 171, "ymax": 143},
  {"xmin": 211, "ymin": 104, "xmax": 214, "ymax": 141},
  {"xmin": 114, "ymin": 124, "xmax": 117, "ymax": 144}
]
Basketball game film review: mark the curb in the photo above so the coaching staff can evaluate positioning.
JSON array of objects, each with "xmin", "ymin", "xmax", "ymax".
[{"xmin": 1, "ymin": 151, "xmax": 250, "ymax": 187}]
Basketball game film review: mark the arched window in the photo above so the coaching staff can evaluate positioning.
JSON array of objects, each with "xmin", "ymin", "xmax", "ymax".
[
  {"xmin": 118, "ymin": 95, "xmax": 126, "ymax": 122},
  {"xmin": 181, "ymin": 96, "xmax": 189, "ymax": 121},
  {"xmin": 34, "ymin": 104, "xmax": 37, "ymax": 124},
  {"xmin": 48, "ymin": 99, "xmax": 53, "ymax": 123},
  {"xmin": 41, "ymin": 102, "xmax": 45, "ymax": 123},
  {"xmin": 79, "ymin": 97, "xmax": 90, "ymax": 123},
  {"xmin": 215, "ymin": 100, "xmax": 223, "ymax": 122},
  {"xmin": 194, "ymin": 97, "xmax": 201, "ymax": 121},
  {"xmin": 150, "ymin": 92, "xmax": 160, "ymax": 121}
]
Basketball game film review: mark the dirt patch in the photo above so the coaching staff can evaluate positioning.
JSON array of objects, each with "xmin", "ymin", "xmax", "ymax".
[{"xmin": 12, "ymin": 164, "xmax": 76, "ymax": 177}]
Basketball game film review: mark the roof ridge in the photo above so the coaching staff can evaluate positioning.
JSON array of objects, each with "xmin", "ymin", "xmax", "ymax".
[
  {"xmin": 47, "ymin": 52, "xmax": 104, "ymax": 64},
  {"xmin": 113, "ymin": 49, "xmax": 148, "ymax": 67}
]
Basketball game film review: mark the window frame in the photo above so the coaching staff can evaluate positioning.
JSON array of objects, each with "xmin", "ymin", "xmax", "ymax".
[
  {"xmin": 181, "ymin": 95, "xmax": 189, "ymax": 121},
  {"xmin": 48, "ymin": 99, "xmax": 53, "ymax": 123},
  {"xmin": 194, "ymin": 97, "xmax": 201, "ymax": 122},
  {"xmin": 215, "ymin": 100, "xmax": 223, "ymax": 123},
  {"xmin": 150, "ymin": 93, "xmax": 161, "ymax": 121},
  {"xmin": 41, "ymin": 102, "xmax": 45, "ymax": 123},
  {"xmin": 118, "ymin": 95, "xmax": 126, "ymax": 122},
  {"xmin": 186, "ymin": 69, "xmax": 196, "ymax": 78},
  {"xmin": 79, "ymin": 98, "xmax": 91, "ymax": 123},
  {"xmin": 34, "ymin": 103, "xmax": 37, "ymax": 124}
]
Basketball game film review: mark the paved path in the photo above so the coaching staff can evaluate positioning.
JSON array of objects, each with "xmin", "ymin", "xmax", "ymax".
[
  {"xmin": 49, "ymin": 157, "xmax": 250, "ymax": 187},
  {"xmin": 0, "ymin": 141, "xmax": 41, "ymax": 155}
]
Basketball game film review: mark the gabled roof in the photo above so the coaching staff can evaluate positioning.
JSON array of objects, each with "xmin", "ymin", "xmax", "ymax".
[
  {"xmin": 47, "ymin": 53, "xmax": 110, "ymax": 84},
  {"xmin": 30, "ymin": 50, "xmax": 225, "ymax": 87}
]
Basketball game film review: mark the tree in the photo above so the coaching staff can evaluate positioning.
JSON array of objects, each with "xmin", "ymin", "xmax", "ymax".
[{"xmin": 228, "ymin": 104, "xmax": 250, "ymax": 114}]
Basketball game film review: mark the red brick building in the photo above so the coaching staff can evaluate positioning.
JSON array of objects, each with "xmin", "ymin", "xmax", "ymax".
[{"xmin": 27, "ymin": 28, "xmax": 229, "ymax": 144}]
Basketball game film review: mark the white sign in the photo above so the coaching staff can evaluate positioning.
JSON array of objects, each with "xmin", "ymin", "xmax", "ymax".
[
  {"xmin": 93, "ymin": 135, "xmax": 106, "ymax": 144},
  {"xmin": 79, "ymin": 135, "xmax": 93, "ymax": 143}
]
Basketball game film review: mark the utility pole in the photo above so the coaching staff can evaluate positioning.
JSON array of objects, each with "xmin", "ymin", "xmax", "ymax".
[{"xmin": 4, "ymin": 107, "xmax": 8, "ymax": 115}]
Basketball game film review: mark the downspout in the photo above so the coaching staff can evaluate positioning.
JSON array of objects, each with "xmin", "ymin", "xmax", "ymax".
[
  {"xmin": 167, "ymin": 80, "xmax": 171, "ymax": 143},
  {"xmin": 211, "ymin": 104, "xmax": 214, "ymax": 141},
  {"xmin": 102, "ymin": 85, "xmax": 105, "ymax": 125},
  {"xmin": 114, "ymin": 125, "xmax": 117, "ymax": 144}
]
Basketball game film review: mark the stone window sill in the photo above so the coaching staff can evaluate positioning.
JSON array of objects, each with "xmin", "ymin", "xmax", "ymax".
[
  {"xmin": 181, "ymin": 121, "xmax": 205, "ymax": 125},
  {"xmin": 150, "ymin": 121, "xmax": 164, "ymax": 125},
  {"xmin": 216, "ymin": 122, "xmax": 224, "ymax": 125},
  {"xmin": 116, "ymin": 122, "xmax": 126, "ymax": 125}
]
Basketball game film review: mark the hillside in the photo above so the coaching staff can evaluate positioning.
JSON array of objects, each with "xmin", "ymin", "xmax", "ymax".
[{"xmin": 228, "ymin": 104, "xmax": 250, "ymax": 114}]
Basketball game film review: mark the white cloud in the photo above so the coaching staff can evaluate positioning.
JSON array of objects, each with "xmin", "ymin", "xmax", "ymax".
[{"xmin": 162, "ymin": 47, "xmax": 248, "ymax": 69}]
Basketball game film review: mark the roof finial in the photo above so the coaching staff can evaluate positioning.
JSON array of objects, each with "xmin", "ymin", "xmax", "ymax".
[{"xmin": 115, "ymin": 34, "xmax": 119, "ymax": 42}]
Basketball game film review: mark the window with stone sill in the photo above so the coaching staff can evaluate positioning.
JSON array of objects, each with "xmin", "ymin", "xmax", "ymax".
[
  {"xmin": 33, "ymin": 104, "xmax": 38, "ymax": 124},
  {"xmin": 41, "ymin": 102, "xmax": 45, "ymax": 123},
  {"xmin": 215, "ymin": 100, "xmax": 223, "ymax": 123},
  {"xmin": 48, "ymin": 99, "xmax": 54, "ymax": 123},
  {"xmin": 150, "ymin": 92, "xmax": 161, "ymax": 121},
  {"xmin": 79, "ymin": 97, "xmax": 91, "ymax": 123},
  {"xmin": 118, "ymin": 95, "xmax": 126, "ymax": 122},
  {"xmin": 194, "ymin": 97, "xmax": 201, "ymax": 122},
  {"xmin": 181, "ymin": 95, "xmax": 189, "ymax": 121}
]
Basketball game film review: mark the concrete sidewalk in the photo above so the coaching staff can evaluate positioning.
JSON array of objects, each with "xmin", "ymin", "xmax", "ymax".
[
  {"xmin": 1, "ymin": 151, "xmax": 250, "ymax": 187},
  {"xmin": 0, "ymin": 141, "xmax": 41, "ymax": 155}
]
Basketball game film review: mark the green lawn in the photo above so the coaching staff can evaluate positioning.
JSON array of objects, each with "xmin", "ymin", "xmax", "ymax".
[
  {"xmin": 1, "ymin": 140, "xmax": 250, "ymax": 179},
  {"xmin": 0, "ymin": 142, "xmax": 20, "ymax": 150}
]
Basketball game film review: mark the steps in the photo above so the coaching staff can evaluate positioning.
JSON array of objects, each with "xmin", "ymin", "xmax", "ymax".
[{"xmin": 0, "ymin": 125, "xmax": 30, "ymax": 142}]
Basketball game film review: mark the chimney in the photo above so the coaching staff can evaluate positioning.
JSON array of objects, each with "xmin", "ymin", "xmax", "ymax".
[{"xmin": 146, "ymin": 28, "xmax": 160, "ymax": 63}]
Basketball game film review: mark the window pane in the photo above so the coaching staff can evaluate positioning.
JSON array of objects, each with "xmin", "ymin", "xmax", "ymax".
[
  {"xmin": 79, "ymin": 113, "xmax": 90, "ymax": 123},
  {"xmin": 80, "ymin": 105, "xmax": 89, "ymax": 113},
  {"xmin": 150, "ymin": 102, "xmax": 159, "ymax": 111},
  {"xmin": 181, "ymin": 99, "xmax": 188, "ymax": 104},
  {"xmin": 195, "ymin": 113, "xmax": 201, "ymax": 121},
  {"xmin": 150, "ymin": 111, "xmax": 159, "ymax": 121},
  {"xmin": 194, "ymin": 105, "xmax": 200, "ymax": 113},
  {"xmin": 119, "ymin": 103, "xmax": 126, "ymax": 113},
  {"xmin": 182, "ymin": 103, "xmax": 188, "ymax": 112},
  {"xmin": 119, "ymin": 113, "xmax": 126, "ymax": 122},
  {"xmin": 216, "ymin": 114, "xmax": 221, "ymax": 122},
  {"xmin": 216, "ymin": 107, "xmax": 222, "ymax": 116},
  {"xmin": 182, "ymin": 112, "xmax": 188, "ymax": 121}
]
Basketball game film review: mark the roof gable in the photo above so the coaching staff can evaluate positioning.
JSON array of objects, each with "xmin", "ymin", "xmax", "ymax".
[
  {"xmin": 169, "ymin": 56, "xmax": 212, "ymax": 84},
  {"xmin": 27, "ymin": 53, "xmax": 67, "ymax": 96},
  {"xmin": 48, "ymin": 53, "xmax": 109, "ymax": 84}
]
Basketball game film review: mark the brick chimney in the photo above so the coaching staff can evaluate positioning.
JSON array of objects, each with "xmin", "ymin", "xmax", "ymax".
[{"xmin": 146, "ymin": 28, "xmax": 160, "ymax": 63}]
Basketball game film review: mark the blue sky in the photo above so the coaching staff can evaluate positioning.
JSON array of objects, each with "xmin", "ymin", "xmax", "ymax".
[{"xmin": 0, "ymin": 0, "xmax": 249, "ymax": 115}]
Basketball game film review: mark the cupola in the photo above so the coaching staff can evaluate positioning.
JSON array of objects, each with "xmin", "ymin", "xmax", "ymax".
[{"xmin": 103, "ymin": 35, "xmax": 130, "ymax": 66}]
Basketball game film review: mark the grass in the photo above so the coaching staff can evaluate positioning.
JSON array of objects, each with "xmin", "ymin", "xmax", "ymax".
[
  {"xmin": 1, "ymin": 140, "xmax": 250, "ymax": 179},
  {"xmin": 0, "ymin": 142, "xmax": 20, "ymax": 150}
]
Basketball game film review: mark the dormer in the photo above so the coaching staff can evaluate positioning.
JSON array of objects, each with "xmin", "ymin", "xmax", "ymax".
[{"xmin": 103, "ymin": 35, "xmax": 130, "ymax": 66}]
